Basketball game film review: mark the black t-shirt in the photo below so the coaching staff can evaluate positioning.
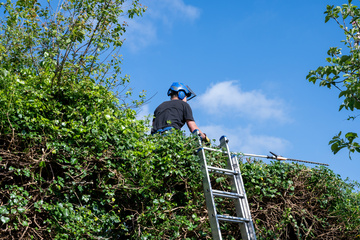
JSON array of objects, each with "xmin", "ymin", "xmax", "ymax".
[{"xmin": 151, "ymin": 100, "xmax": 194, "ymax": 134}]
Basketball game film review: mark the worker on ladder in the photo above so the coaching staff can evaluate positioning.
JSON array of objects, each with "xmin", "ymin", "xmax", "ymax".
[{"xmin": 151, "ymin": 82, "xmax": 210, "ymax": 143}]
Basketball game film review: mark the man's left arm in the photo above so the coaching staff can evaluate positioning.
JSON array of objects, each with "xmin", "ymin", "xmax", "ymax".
[{"xmin": 186, "ymin": 120, "xmax": 208, "ymax": 141}]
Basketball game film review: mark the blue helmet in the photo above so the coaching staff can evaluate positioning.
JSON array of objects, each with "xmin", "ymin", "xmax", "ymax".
[{"xmin": 167, "ymin": 82, "xmax": 196, "ymax": 100}]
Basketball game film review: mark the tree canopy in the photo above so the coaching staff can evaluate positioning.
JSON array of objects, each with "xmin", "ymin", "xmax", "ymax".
[{"xmin": 307, "ymin": 0, "xmax": 360, "ymax": 157}]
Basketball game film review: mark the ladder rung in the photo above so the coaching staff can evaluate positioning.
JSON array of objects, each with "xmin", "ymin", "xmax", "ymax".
[
  {"xmin": 217, "ymin": 214, "xmax": 250, "ymax": 223},
  {"xmin": 212, "ymin": 190, "xmax": 244, "ymax": 199},
  {"xmin": 198, "ymin": 147, "xmax": 228, "ymax": 154},
  {"xmin": 207, "ymin": 166, "xmax": 238, "ymax": 175}
]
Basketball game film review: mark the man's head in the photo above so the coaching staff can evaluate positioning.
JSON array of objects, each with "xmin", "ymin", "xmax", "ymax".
[{"xmin": 167, "ymin": 82, "xmax": 196, "ymax": 101}]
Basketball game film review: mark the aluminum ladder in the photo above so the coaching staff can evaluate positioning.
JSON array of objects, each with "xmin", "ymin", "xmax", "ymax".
[{"xmin": 195, "ymin": 134, "xmax": 256, "ymax": 240}]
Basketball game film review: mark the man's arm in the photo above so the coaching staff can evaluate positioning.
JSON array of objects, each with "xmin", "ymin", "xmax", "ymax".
[{"xmin": 186, "ymin": 120, "xmax": 207, "ymax": 140}]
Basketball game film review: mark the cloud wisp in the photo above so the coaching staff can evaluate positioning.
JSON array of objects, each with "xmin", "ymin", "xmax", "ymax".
[
  {"xmin": 136, "ymin": 104, "xmax": 152, "ymax": 121},
  {"xmin": 123, "ymin": 0, "xmax": 200, "ymax": 51},
  {"xmin": 147, "ymin": 0, "xmax": 200, "ymax": 25},
  {"xmin": 201, "ymin": 124, "xmax": 291, "ymax": 156},
  {"xmin": 195, "ymin": 80, "xmax": 291, "ymax": 123},
  {"xmin": 124, "ymin": 20, "xmax": 158, "ymax": 51}
]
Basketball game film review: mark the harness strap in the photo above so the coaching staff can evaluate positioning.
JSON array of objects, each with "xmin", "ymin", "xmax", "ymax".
[{"xmin": 155, "ymin": 126, "xmax": 174, "ymax": 134}]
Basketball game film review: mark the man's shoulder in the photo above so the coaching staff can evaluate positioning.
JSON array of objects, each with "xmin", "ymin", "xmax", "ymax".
[
  {"xmin": 161, "ymin": 100, "xmax": 189, "ymax": 106},
  {"xmin": 174, "ymin": 99, "xmax": 190, "ymax": 105}
]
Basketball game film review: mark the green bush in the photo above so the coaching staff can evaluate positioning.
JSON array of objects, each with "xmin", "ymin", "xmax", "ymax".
[
  {"xmin": 0, "ymin": 63, "xmax": 148, "ymax": 239},
  {"xmin": 1, "ymin": 71, "xmax": 360, "ymax": 238},
  {"xmin": 242, "ymin": 160, "xmax": 360, "ymax": 239}
]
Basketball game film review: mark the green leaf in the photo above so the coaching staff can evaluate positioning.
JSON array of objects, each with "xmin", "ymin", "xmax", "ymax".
[
  {"xmin": 345, "ymin": 132, "xmax": 358, "ymax": 141},
  {"xmin": 0, "ymin": 206, "xmax": 9, "ymax": 215},
  {"xmin": 39, "ymin": 161, "xmax": 46, "ymax": 168},
  {"xmin": 17, "ymin": 207, "xmax": 26, "ymax": 213},
  {"xmin": 0, "ymin": 216, "xmax": 10, "ymax": 224},
  {"xmin": 325, "ymin": 15, "xmax": 331, "ymax": 23},
  {"xmin": 339, "ymin": 55, "xmax": 351, "ymax": 64}
]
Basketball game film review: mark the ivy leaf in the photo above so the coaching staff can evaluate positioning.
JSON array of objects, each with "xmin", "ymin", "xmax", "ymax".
[{"xmin": 0, "ymin": 216, "xmax": 10, "ymax": 224}]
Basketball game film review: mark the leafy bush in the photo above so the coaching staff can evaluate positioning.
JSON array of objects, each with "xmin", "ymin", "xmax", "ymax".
[
  {"xmin": 242, "ymin": 160, "xmax": 360, "ymax": 239},
  {"xmin": 4, "ymin": 111, "xmax": 359, "ymax": 240},
  {"xmin": 0, "ymin": 61, "xmax": 148, "ymax": 239}
]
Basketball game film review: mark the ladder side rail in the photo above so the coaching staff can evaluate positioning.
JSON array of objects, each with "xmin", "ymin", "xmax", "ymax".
[
  {"xmin": 220, "ymin": 136, "xmax": 252, "ymax": 240},
  {"xmin": 197, "ymin": 147, "xmax": 222, "ymax": 240},
  {"xmin": 231, "ymin": 154, "xmax": 250, "ymax": 219},
  {"xmin": 231, "ymin": 154, "xmax": 257, "ymax": 240}
]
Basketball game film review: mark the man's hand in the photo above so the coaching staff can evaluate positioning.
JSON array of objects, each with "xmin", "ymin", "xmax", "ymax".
[
  {"xmin": 190, "ymin": 127, "xmax": 210, "ymax": 144},
  {"xmin": 201, "ymin": 133, "xmax": 210, "ymax": 144}
]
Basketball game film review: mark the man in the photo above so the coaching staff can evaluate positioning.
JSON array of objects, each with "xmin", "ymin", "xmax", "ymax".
[{"xmin": 151, "ymin": 82, "xmax": 209, "ymax": 142}]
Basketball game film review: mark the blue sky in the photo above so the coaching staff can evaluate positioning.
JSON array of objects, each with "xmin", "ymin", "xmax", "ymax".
[{"xmin": 119, "ymin": 0, "xmax": 359, "ymax": 184}]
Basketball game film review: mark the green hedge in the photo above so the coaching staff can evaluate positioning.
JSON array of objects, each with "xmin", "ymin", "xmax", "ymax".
[{"xmin": 0, "ymin": 1, "xmax": 359, "ymax": 236}]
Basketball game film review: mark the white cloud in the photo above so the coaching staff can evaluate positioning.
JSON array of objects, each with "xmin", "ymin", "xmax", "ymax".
[
  {"xmin": 123, "ymin": 0, "xmax": 200, "ymax": 51},
  {"xmin": 195, "ymin": 80, "xmax": 291, "ymax": 123},
  {"xmin": 201, "ymin": 124, "xmax": 291, "ymax": 157},
  {"xmin": 147, "ymin": 0, "xmax": 200, "ymax": 24},
  {"xmin": 136, "ymin": 104, "xmax": 153, "ymax": 133},
  {"xmin": 136, "ymin": 104, "xmax": 152, "ymax": 121},
  {"xmin": 124, "ymin": 20, "xmax": 158, "ymax": 51}
]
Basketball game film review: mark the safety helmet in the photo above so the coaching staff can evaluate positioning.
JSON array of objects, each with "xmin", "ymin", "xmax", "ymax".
[{"xmin": 167, "ymin": 82, "xmax": 196, "ymax": 101}]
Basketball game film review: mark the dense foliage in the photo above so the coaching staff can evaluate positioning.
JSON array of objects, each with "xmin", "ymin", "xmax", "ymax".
[
  {"xmin": 1, "ymin": 113, "xmax": 360, "ymax": 239},
  {"xmin": 1, "ymin": 0, "xmax": 360, "ymax": 239},
  {"xmin": 242, "ymin": 159, "xmax": 360, "ymax": 239},
  {"xmin": 0, "ymin": 71, "xmax": 148, "ymax": 239},
  {"xmin": 307, "ymin": 0, "xmax": 360, "ymax": 157}
]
